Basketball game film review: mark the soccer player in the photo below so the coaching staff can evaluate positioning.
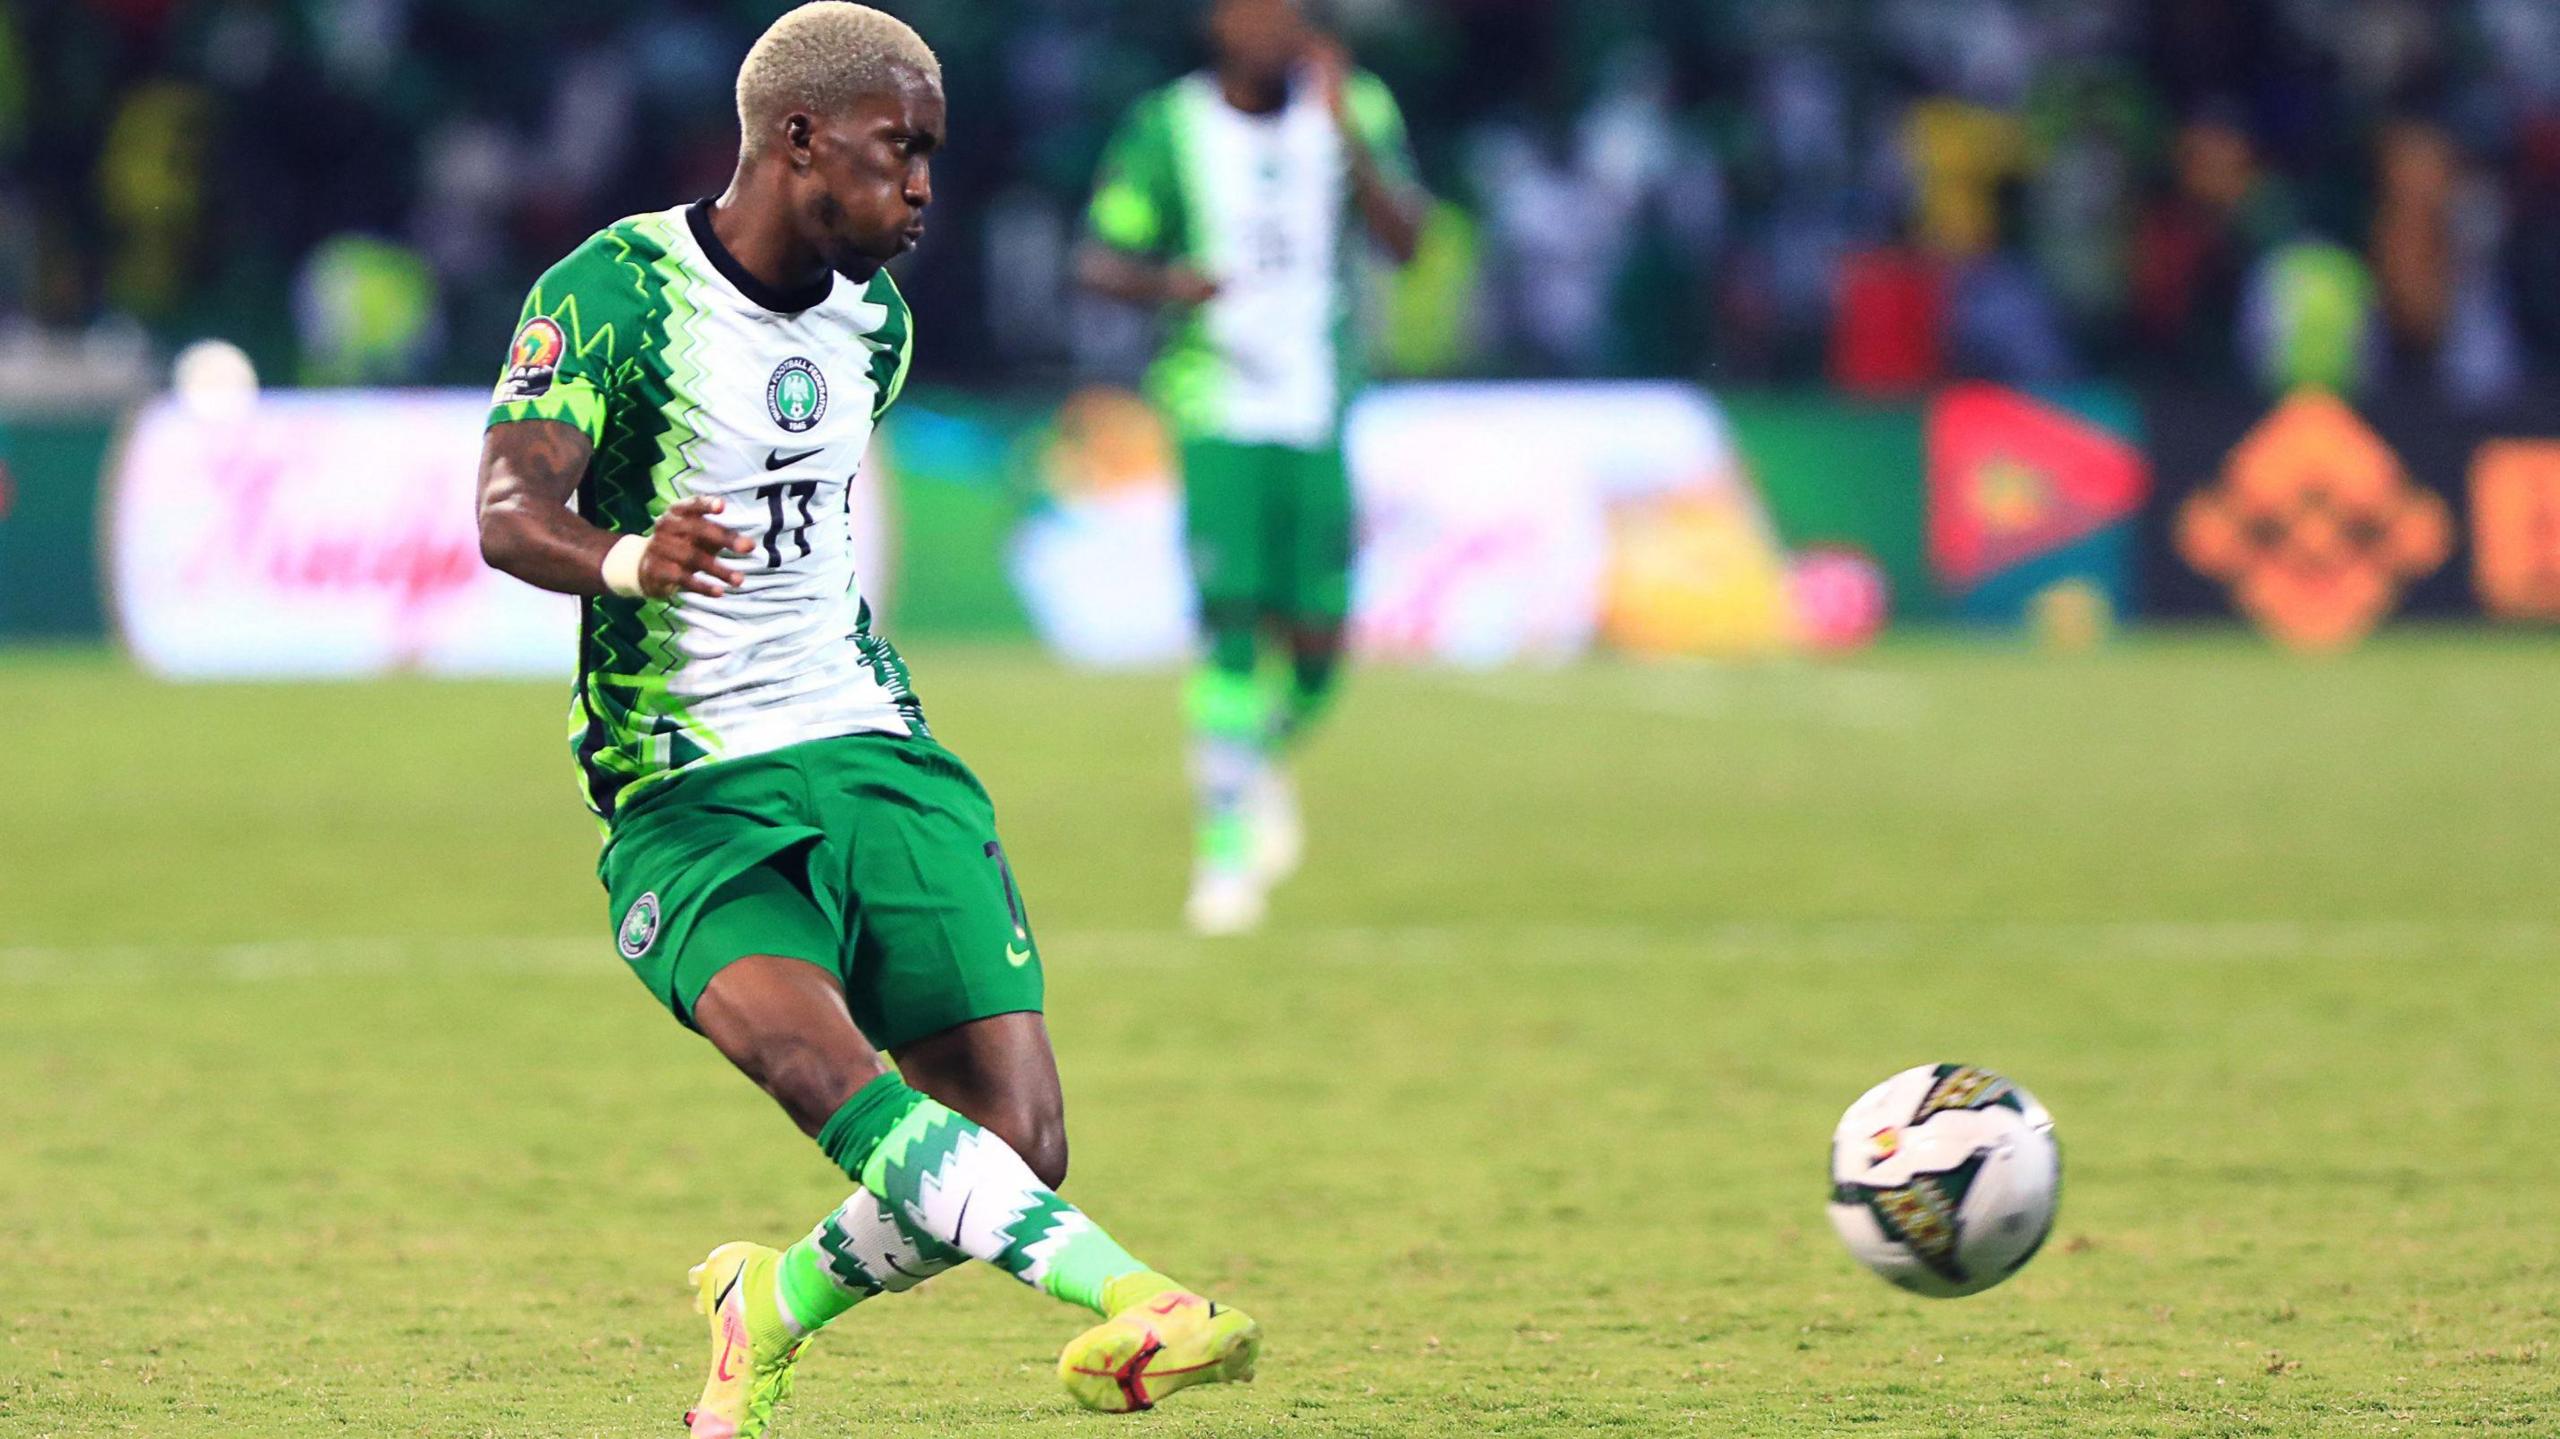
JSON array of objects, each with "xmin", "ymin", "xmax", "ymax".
[
  {"xmin": 472, "ymin": 7, "xmax": 1259, "ymax": 1433},
  {"xmin": 1077, "ymin": 0, "xmax": 1427, "ymax": 935}
]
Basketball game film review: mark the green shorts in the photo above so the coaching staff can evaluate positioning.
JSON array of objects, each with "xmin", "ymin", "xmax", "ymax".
[
  {"xmin": 598, "ymin": 732, "xmax": 1043, "ymax": 1050},
  {"xmin": 1180, "ymin": 437, "xmax": 1354, "ymax": 624}
]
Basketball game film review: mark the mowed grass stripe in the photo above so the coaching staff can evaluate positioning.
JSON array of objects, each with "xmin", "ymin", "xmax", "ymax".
[{"xmin": 6, "ymin": 916, "xmax": 2557, "ymax": 982}]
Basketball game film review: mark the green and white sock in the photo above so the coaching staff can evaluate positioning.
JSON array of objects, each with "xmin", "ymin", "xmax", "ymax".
[
  {"xmin": 1186, "ymin": 666, "xmax": 1272, "ymax": 870},
  {"xmin": 773, "ymin": 1186, "xmax": 964, "ymax": 1334},
  {"xmin": 780, "ymin": 1074, "xmax": 1170, "ymax": 1330}
]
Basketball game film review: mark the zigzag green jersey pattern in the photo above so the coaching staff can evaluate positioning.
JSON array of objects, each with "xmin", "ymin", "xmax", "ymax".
[{"xmin": 488, "ymin": 205, "xmax": 920, "ymax": 821}]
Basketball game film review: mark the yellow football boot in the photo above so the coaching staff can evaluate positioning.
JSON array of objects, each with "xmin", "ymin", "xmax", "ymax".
[
  {"xmin": 683, "ymin": 1242, "xmax": 809, "ymax": 1439},
  {"xmin": 1058, "ymin": 1284, "xmax": 1261, "ymax": 1414}
]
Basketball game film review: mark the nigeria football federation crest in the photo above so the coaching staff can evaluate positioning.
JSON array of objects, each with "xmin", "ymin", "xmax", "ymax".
[
  {"xmin": 767, "ymin": 357, "xmax": 828, "ymax": 433},
  {"xmin": 618, "ymin": 891, "xmax": 661, "ymax": 959}
]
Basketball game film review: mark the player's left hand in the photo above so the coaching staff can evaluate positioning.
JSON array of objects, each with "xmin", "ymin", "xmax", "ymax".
[{"xmin": 641, "ymin": 496, "xmax": 753, "ymax": 598}]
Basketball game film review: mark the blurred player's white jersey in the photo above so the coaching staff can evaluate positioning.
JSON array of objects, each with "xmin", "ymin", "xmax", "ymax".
[
  {"xmin": 487, "ymin": 202, "xmax": 921, "ymax": 818},
  {"xmin": 1089, "ymin": 70, "xmax": 1417, "ymax": 446},
  {"xmin": 1165, "ymin": 74, "xmax": 1346, "ymax": 444}
]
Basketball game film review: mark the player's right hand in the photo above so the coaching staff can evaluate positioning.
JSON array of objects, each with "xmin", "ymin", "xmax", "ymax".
[
  {"xmin": 1303, "ymin": 34, "xmax": 1352, "ymax": 124},
  {"xmin": 641, "ymin": 496, "xmax": 754, "ymax": 598},
  {"xmin": 1164, "ymin": 264, "xmax": 1221, "ymax": 307}
]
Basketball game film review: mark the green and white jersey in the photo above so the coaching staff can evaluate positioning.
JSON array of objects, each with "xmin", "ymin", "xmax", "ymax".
[
  {"xmin": 488, "ymin": 202, "xmax": 920, "ymax": 821},
  {"xmin": 1088, "ymin": 70, "xmax": 1414, "ymax": 449}
]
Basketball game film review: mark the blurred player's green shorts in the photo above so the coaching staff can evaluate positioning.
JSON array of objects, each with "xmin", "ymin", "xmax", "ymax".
[
  {"xmin": 597, "ymin": 733, "xmax": 1042, "ymax": 1050},
  {"xmin": 1181, "ymin": 437, "xmax": 1353, "ymax": 623}
]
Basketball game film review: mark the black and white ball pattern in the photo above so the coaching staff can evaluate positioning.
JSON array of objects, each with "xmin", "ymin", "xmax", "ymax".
[{"xmin": 1827, "ymin": 1064, "xmax": 2061, "ymax": 1298}]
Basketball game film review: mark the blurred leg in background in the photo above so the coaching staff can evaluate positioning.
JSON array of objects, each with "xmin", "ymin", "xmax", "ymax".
[
  {"xmin": 1181, "ymin": 439, "xmax": 1283, "ymax": 934},
  {"xmin": 1245, "ymin": 440, "xmax": 1355, "ymax": 896}
]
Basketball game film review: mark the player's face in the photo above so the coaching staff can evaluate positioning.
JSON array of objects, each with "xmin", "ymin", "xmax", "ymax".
[
  {"xmin": 1209, "ymin": 0, "xmax": 1308, "ymax": 88},
  {"xmin": 800, "ymin": 68, "xmax": 944, "ymax": 282}
]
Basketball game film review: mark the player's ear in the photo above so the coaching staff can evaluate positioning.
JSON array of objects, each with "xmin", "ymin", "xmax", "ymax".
[{"xmin": 784, "ymin": 113, "xmax": 815, "ymax": 168}]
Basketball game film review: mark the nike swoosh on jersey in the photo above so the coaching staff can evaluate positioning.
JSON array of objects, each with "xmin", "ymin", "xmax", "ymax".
[
  {"xmin": 1005, "ymin": 944, "xmax": 1033, "ymax": 968},
  {"xmin": 764, "ymin": 446, "xmax": 824, "ymax": 470}
]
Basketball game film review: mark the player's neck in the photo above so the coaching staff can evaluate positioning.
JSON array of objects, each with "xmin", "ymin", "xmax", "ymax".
[
  {"xmin": 1216, "ymin": 66, "xmax": 1290, "ymax": 116},
  {"xmin": 704, "ymin": 177, "xmax": 841, "ymax": 305}
]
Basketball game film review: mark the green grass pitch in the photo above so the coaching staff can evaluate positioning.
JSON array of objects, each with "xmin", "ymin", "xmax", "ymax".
[{"xmin": 4, "ymin": 634, "xmax": 2555, "ymax": 1435}]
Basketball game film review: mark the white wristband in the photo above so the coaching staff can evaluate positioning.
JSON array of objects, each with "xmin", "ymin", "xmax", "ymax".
[{"xmin": 600, "ymin": 534, "xmax": 649, "ymax": 598}]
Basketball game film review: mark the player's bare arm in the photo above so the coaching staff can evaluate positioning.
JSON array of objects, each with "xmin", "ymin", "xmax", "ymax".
[
  {"xmin": 474, "ymin": 418, "xmax": 751, "ymax": 598},
  {"xmin": 1073, "ymin": 245, "xmax": 1221, "ymax": 307},
  {"xmin": 1307, "ymin": 35, "xmax": 1425, "ymax": 263}
]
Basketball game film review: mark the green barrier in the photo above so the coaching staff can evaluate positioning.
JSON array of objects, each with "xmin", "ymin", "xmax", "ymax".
[
  {"xmin": 879, "ymin": 388, "xmax": 1045, "ymax": 638},
  {"xmin": 1721, "ymin": 394, "xmax": 1936, "ymax": 619},
  {"xmin": 0, "ymin": 412, "xmax": 119, "ymax": 640}
]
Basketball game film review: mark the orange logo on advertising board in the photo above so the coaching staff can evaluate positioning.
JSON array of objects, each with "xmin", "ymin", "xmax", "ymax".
[
  {"xmin": 2471, "ymin": 441, "xmax": 2560, "ymax": 621},
  {"xmin": 2176, "ymin": 391, "xmax": 2450, "ymax": 652}
]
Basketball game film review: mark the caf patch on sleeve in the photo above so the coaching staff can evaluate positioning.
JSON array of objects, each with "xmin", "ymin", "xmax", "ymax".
[{"xmin": 495, "ymin": 315, "xmax": 566, "ymax": 401}]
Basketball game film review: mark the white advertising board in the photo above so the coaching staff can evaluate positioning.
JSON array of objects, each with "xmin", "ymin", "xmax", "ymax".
[
  {"xmin": 1008, "ymin": 485, "xmax": 1198, "ymax": 668},
  {"xmin": 111, "ymin": 390, "xmax": 574, "ymax": 678},
  {"xmin": 1347, "ymin": 382, "xmax": 1737, "ymax": 665},
  {"xmin": 1002, "ymin": 381, "xmax": 1749, "ymax": 669},
  {"xmin": 106, "ymin": 382, "xmax": 1752, "ymax": 677},
  {"xmin": 108, "ymin": 389, "xmax": 890, "ymax": 679}
]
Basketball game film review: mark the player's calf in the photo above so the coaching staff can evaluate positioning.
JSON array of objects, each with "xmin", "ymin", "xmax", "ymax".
[
  {"xmin": 695, "ymin": 955, "xmax": 892, "ymax": 1135},
  {"xmin": 1278, "ymin": 621, "xmax": 1344, "ymax": 746},
  {"xmin": 972, "ymin": 1099, "xmax": 1068, "ymax": 1189},
  {"xmin": 894, "ymin": 1011, "xmax": 1072, "ymax": 1188}
]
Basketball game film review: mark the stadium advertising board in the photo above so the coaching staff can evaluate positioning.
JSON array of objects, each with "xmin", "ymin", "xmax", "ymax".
[
  {"xmin": 1008, "ymin": 382, "xmax": 1782, "ymax": 667},
  {"xmin": 109, "ymin": 389, "xmax": 901, "ymax": 678},
  {"xmin": 1725, "ymin": 396, "xmax": 1935, "ymax": 621},
  {"xmin": 109, "ymin": 390, "xmax": 575, "ymax": 678},
  {"xmin": 1926, "ymin": 383, "xmax": 2147, "ymax": 627},
  {"xmin": 2174, "ymin": 391, "xmax": 2451, "ymax": 652},
  {"xmin": 1350, "ymin": 382, "xmax": 1780, "ymax": 664},
  {"xmin": 2140, "ymin": 383, "xmax": 2560, "ymax": 639},
  {"xmin": 102, "ymin": 381, "xmax": 1804, "ymax": 676},
  {"xmin": 2470, "ymin": 440, "xmax": 2560, "ymax": 621},
  {"xmin": 0, "ymin": 413, "xmax": 114, "ymax": 639},
  {"xmin": 1005, "ymin": 387, "xmax": 1197, "ymax": 666}
]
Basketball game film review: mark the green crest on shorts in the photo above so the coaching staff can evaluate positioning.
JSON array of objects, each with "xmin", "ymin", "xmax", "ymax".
[{"xmin": 618, "ymin": 891, "xmax": 661, "ymax": 959}]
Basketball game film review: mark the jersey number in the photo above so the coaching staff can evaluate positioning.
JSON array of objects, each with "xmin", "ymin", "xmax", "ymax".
[
  {"xmin": 1249, "ymin": 218, "xmax": 1293, "ymax": 275},
  {"xmin": 757, "ymin": 480, "xmax": 819, "ymax": 567}
]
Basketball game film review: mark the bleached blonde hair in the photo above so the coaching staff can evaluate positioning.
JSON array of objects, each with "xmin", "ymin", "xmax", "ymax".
[{"xmin": 735, "ymin": 3, "xmax": 941, "ymax": 157}]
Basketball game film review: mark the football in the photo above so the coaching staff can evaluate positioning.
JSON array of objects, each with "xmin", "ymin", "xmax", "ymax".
[{"xmin": 1826, "ymin": 1064, "xmax": 2060, "ymax": 1298}]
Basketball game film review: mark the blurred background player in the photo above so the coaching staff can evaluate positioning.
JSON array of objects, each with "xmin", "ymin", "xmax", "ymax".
[
  {"xmin": 1077, "ymin": 0, "xmax": 1427, "ymax": 935},
  {"xmin": 473, "ymin": 7, "xmax": 1257, "ymax": 1433}
]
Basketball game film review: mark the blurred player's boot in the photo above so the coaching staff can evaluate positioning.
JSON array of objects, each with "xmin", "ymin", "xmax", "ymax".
[
  {"xmin": 684, "ymin": 1242, "xmax": 809, "ymax": 1439},
  {"xmin": 1184, "ymin": 857, "xmax": 1266, "ymax": 937},
  {"xmin": 1059, "ymin": 1281, "xmax": 1262, "ymax": 1414},
  {"xmin": 1247, "ymin": 767, "xmax": 1303, "ymax": 885}
]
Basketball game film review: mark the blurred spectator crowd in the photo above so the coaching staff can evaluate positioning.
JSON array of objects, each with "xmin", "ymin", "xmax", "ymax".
[{"xmin": 6, "ymin": 0, "xmax": 2560, "ymax": 406}]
